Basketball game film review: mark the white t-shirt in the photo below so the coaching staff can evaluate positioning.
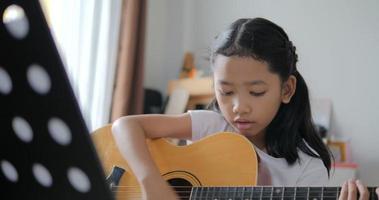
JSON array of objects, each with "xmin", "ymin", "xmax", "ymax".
[{"xmin": 188, "ymin": 110, "xmax": 329, "ymax": 186}]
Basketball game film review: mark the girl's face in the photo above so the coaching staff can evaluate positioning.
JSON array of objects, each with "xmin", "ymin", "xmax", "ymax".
[{"xmin": 213, "ymin": 55, "xmax": 295, "ymax": 139}]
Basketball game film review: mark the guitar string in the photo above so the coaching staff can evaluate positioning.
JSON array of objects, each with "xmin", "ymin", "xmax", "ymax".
[
  {"xmin": 112, "ymin": 189, "xmax": 343, "ymax": 194},
  {"xmin": 111, "ymin": 188, "xmax": 343, "ymax": 197},
  {"xmin": 108, "ymin": 192, "xmax": 358, "ymax": 198},
  {"xmin": 111, "ymin": 190, "xmax": 377, "ymax": 199},
  {"xmin": 107, "ymin": 187, "xmax": 376, "ymax": 198},
  {"xmin": 111, "ymin": 194, "xmax": 342, "ymax": 198},
  {"xmin": 111, "ymin": 186, "xmax": 345, "ymax": 188},
  {"xmin": 111, "ymin": 195, "xmax": 343, "ymax": 199},
  {"xmin": 112, "ymin": 192, "xmax": 342, "ymax": 197}
]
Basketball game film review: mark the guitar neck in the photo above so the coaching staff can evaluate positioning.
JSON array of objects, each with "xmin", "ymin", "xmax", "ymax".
[{"xmin": 189, "ymin": 186, "xmax": 378, "ymax": 200}]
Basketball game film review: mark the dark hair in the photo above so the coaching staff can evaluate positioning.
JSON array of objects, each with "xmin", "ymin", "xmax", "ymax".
[{"xmin": 209, "ymin": 18, "xmax": 331, "ymax": 175}]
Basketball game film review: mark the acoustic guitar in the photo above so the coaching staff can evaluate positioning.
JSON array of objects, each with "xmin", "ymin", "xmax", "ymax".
[{"xmin": 91, "ymin": 125, "xmax": 378, "ymax": 200}]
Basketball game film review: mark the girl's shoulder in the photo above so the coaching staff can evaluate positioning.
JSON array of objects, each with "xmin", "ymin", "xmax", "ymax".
[
  {"xmin": 296, "ymin": 149, "xmax": 329, "ymax": 185},
  {"xmin": 188, "ymin": 110, "xmax": 235, "ymax": 141},
  {"xmin": 256, "ymin": 145, "xmax": 328, "ymax": 186},
  {"xmin": 256, "ymin": 142, "xmax": 324, "ymax": 173}
]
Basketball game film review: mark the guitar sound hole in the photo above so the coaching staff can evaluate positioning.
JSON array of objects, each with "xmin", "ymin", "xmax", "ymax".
[{"xmin": 168, "ymin": 178, "xmax": 193, "ymax": 200}]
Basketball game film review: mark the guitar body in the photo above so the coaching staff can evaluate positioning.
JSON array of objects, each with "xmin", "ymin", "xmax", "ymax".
[{"xmin": 91, "ymin": 125, "xmax": 258, "ymax": 200}]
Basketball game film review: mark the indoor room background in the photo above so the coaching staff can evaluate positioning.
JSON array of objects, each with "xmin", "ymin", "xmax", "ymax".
[
  {"xmin": 37, "ymin": 0, "xmax": 379, "ymax": 185},
  {"xmin": 143, "ymin": 0, "xmax": 379, "ymax": 185}
]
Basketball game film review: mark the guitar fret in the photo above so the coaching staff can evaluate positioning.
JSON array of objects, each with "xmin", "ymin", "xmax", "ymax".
[
  {"xmin": 235, "ymin": 187, "xmax": 243, "ymax": 199},
  {"xmin": 322, "ymin": 187, "xmax": 338, "ymax": 200},
  {"xmin": 215, "ymin": 187, "xmax": 220, "ymax": 199},
  {"xmin": 323, "ymin": 187, "xmax": 338, "ymax": 199},
  {"xmin": 321, "ymin": 187, "xmax": 324, "ymax": 200},
  {"xmin": 241, "ymin": 187, "xmax": 245, "ymax": 199},
  {"xmin": 200, "ymin": 187, "xmax": 204, "ymax": 199},
  {"xmin": 189, "ymin": 187, "xmax": 194, "ymax": 200},
  {"xmin": 282, "ymin": 187, "xmax": 295, "ymax": 200},
  {"xmin": 309, "ymin": 187, "xmax": 322, "ymax": 200},
  {"xmin": 262, "ymin": 187, "xmax": 272, "ymax": 198},
  {"xmin": 204, "ymin": 187, "xmax": 209, "ymax": 199},
  {"xmin": 222, "ymin": 187, "xmax": 229, "ymax": 199},
  {"xmin": 295, "ymin": 187, "xmax": 308, "ymax": 200},
  {"xmin": 232, "ymin": 187, "xmax": 237, "ymax": 199},
  {"xmin": 218, "ymin": 187, "xmax": 224, "ymax": 199},
  {"xmin": 272, "ymin": 187, "xmax": 283, "ymax": 200},
  {"xmin": 191, "ymin": 187, "xmax": 198, "ymax": 200},
  {"xmin": 253, "ymin": 187, "xmax": 259, "ymax": 199},
  {"xmin": 249, "ymin": 187, "xmax": 254, "ymax": 199},
  {"xmin": 243, "ymin": 187, "xmax": 252, "ymax": 199},
  {"xmin": 209, "ymin": 187, "xmax": 215, "ymax": 200}
]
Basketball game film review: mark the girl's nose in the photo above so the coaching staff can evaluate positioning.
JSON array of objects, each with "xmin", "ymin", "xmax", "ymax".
[{"xmin": 232, "ymin": 98, "xmax": 251, "ymax": 114}]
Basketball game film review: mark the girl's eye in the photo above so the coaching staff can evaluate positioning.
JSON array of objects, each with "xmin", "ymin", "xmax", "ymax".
[
  {"xmin": 250, "ymin": 91, "xmax": 266, "ymax": 96},
  {"xmin": 219, "ymin": 90, "xmax": 233, "ymax": 96}
]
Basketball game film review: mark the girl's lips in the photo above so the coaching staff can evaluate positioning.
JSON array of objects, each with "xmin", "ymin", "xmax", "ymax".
[{"xmin": 235, "ymin": 122, "xmax": 253, "ymax": 130}]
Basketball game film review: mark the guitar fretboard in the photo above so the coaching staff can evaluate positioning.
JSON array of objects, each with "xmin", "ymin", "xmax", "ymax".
[{"xmin": 189, "ymin": 186, "xmax": 378, "ymax": 200}]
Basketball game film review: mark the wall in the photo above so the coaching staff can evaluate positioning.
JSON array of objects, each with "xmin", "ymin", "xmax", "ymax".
[
  {"xmin": 144, "ymin": 0, "xmax": 186, "ymax": 94},
  {"xmin": 144, "ymin": 0, "xmax": 379, "ymax": 184}
]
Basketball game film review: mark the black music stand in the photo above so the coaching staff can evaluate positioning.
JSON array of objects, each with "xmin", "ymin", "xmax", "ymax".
[{"xmin": 0, "ymin": 0, "xmax": 113, "ymax": 199}]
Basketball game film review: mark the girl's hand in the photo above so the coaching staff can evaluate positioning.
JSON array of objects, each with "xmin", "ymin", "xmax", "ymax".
[
  {"xmin": 140, "ymin": 174, "xmax": 179, "ymax": 200},
  {"xmin": 338, "ymin": 179, "xmax": 369, "ymax": 200}
]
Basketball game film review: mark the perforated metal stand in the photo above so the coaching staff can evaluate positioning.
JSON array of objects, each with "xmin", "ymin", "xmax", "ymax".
[{"xmin": 0, "ymin": 1, "xmax": 113, "ymax": 199}]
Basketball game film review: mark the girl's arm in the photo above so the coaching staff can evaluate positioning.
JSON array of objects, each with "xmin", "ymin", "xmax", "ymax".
[{"xmin": 111, "ymin": 113, "xmax": 192, "ymax": 200}]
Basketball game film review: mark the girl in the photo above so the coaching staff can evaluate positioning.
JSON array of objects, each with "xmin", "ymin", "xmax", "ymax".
[{"xmin": 112, "ymin": 18, "xmax": 377, "ymax": 200}]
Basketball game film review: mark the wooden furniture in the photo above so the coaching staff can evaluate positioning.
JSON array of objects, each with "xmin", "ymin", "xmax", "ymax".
[{"xmin": 167, "ymin": 77, "xmax": 214, "ymax": 110}]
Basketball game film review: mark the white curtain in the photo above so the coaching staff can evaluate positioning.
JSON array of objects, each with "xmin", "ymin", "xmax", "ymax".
[{"xmin": 43, "ymin": 0, "xmax": 122, "ymax": 131}]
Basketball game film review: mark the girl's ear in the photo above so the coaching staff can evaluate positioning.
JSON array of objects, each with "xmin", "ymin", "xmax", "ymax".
[{"xmin": 281, "ymin": 75, "xmax": 297, "ymax": 104}]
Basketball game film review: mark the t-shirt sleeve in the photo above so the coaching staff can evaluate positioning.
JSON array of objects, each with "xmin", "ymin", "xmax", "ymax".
[
  {"xmin": 188, "ymin": 110, "xmax": 229, "ymax": 141},
  {"xmin": 296, "ymin": 157, "xmax": 329, "ymax": 186}
]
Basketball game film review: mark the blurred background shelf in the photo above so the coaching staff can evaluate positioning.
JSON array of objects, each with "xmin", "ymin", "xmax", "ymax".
[{"xmin": 167, "ymin": 77, "xmax": 214, "ymax": 110}]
